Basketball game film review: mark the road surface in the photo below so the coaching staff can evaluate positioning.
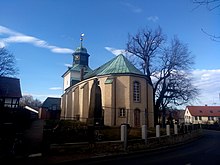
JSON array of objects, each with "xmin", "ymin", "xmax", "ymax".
[{"xmin": 63, "ymin": 130, "xmax": 220, "ymax": 165}]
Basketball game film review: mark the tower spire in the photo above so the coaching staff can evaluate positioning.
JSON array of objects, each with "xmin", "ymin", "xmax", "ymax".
[{"xmin": 80, "ymin": 33, "xmax": 84, "ymax": 48}]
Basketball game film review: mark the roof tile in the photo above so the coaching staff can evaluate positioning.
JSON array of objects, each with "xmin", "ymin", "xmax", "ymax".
[
  {"xmin": 84, "ymin": 54, "xmax": 143, "ymax": 79},
  {"xmin": 186, "ymin": 106, "xmax": 220, "ymax": 117}
]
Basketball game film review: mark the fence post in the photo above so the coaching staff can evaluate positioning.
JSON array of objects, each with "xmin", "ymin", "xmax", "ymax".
[
  {"xmin": 156, "ymin": 125, "xmax": 160, "ymax": 137},
  {"xmin": 121, "ymin": 124, "xmax": 127, "ymax": 151},
  {"xmin": 166, "ymin": 125, "xmax": 170, "ymax": 136},
  {"xmin": 142, "ymin": 125, "xmax": 147, "ymax": 144},
  {"xmin": 174, "ymin": 124, "xmax": 178, "ymax": 135}
]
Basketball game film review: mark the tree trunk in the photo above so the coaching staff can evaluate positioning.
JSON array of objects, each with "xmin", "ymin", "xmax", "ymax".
[{"xmin": 162, "ymin": 107, "xmax": 166, "ymax": 128}]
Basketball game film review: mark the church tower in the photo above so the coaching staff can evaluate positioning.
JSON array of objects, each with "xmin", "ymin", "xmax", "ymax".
[
  {"xmin": 62, "ymin": 34, "xmax": 92, "ymax": 91},
  {"xmin": 72, "ymin": 34, "xmax": 90, "ymax": 66}
]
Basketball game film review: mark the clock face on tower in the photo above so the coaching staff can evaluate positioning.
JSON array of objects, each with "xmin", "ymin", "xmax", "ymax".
[{"xmin": 75, "ymin": 55, "xmax": 80, "ymax": 60}]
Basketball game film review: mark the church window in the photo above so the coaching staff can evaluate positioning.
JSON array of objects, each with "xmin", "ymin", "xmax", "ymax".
[
  {"xmin": 119, "ymin": 108, "xmax": 126, "ymax": 117},
  {"xmin": 133, "ymin": 81, "xmax": 141, "ymax": 102}
]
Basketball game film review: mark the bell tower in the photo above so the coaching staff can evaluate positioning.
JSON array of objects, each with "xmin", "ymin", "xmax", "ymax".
[
  {"xmin": 72, "ymin": 33, "xmax": 90, "ymax": 66},
  {"xmin": 62, "ymin": 34, "xmax": 92, "ymax": 91}
]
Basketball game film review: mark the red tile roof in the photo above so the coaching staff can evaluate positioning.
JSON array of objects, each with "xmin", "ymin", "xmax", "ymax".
[{"xmin": 186, "ymin": 106, "xmax": 220, "ymax": 117}]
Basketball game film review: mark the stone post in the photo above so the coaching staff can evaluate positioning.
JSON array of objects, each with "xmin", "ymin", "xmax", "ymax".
[
  {"xmin": 174, "ymin": 124, "xmax": 178, "ymax": 135},
  {"xmin": 166, "ymin": 125, "xmax": 170, "ymax": 136},
  {"xmin": 121, "ymin": 124, "xmax": 127, "ymax": 151},
  {"xmin": 142, "ymin": 125, "xmax": 147, "ymax": 144},
  {"xmin": 156, "ymin": 125, "xmax": 160, "ymax": 137}
]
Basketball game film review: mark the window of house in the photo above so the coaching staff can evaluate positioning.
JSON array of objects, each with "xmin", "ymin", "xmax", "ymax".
[
  {"xmin": 119, "ymin": 108, "xmax": 126, "ymax": 117},
  {"xmin": 199, "ymin": 116, "xmax": 202, "ymax": 120},
  {"xmin": 5, "ymin": 98, "xmax": 12, "ymax": 107},
  {"xmin": 208, "ymin": 116, "xmax": 211, "ymax": 120},
  {"xmin": 133, "ymin": 81, "xmax": 140, "ymax": 102},
  {"xmin": 195, "ymin": 116, "xmax": 198, "ymax": 120}
]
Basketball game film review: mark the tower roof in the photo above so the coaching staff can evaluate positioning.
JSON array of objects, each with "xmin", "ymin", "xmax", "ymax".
[
  {"xmin": 84, "ymin": 54, "xmax": 144, "ymax": 79},
  {"xmin": 74, "ymin": 33, "xmax": 88, "ymax": 54},
  {"xmin": 74, "ymin": 46, "xmax": 88, "ymax": 54}
]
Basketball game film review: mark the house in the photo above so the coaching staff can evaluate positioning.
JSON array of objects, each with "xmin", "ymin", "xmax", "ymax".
[
  {"xmin": 158, "ymin": 109, "xmax": 185, "ymax": 125},
  {"xmin": 172, "ymin": 110, "xmax": 185, "ymax": 124},
  {"xmin": 61, "ymin": 39, "xmax": 154, "ymax": 127},
  {"xmin": 24, "ymin": 105, "xmax": 39, "ymax": 120},
  {"xmin": 39, "ymin": 97, "xmax": 61, "ymax": 120},
  {"xmin": 0, "ymin": 76, "xmax": 22, "ymax": 109},
  {"xmin": 184, "ymin": 105, "xmax": 220, "ymax": 125}
]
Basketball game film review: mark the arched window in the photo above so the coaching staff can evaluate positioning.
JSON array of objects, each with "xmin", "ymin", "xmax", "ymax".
[{"xmin": 133, "ymin": 81, "xmax": 141, "ymax": 102}]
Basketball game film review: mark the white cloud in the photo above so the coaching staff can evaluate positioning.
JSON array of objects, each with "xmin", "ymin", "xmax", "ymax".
[
  {"xmin": 105, "ymin": 46, "xmax": 126, "ymax": 56},
  {"xmin": 147, "ymin": 16, "xmax": 159, "ymax": 22},
  {"xmin": 122, "ymin": 2, "xmax": 142, "ymax": 13},
  {"xmin": 0, "ymin": 41, "xmax": 5, "ymax": 48},
  {"xmin": 0, "ymin": 25, "xmax": 19, "ymax": 36},
  {"xmin": 49, "ymin": 87, "xmax": 62, "ymax": 90},
  {"xmin": 0, "ymin": 25, "xmax": 73, "ymax": 54},
  {"xmin": 64, "ymin": 63, "xmax": 72, "ymax": 67},
  {"xmin": 192, "ymin": 69, "xmax": 220, "ymax": 105},
  {"xmin": 51, "ymin": 47, "xmax": 73, "ymax": 53}
]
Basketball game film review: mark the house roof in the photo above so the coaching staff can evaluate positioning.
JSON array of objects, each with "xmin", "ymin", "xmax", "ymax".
[
  {"xmin": 84, "ymin": 54, "xmax": 144, "ymax": 79},
  {"xmin": 186, "ymin": 106, "xmax": 220, "ymax": 117},
  {"xmin": 42, "ymin": 97, "xmax": 61, "ymax": 110},
  {"xmin": 0, "ymin": 76, "xmax": 22, "ymax": 98}
]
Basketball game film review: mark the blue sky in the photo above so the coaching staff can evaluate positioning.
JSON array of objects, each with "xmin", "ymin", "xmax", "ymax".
[{"xmin": 0, "ymin": 0, "xmax": 219, "ymax": 106}]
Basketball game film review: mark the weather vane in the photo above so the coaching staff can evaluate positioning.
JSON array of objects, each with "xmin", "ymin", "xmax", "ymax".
[{"xmin": 80, "ymin": 33, "xmax": 85, "ymax": 47}]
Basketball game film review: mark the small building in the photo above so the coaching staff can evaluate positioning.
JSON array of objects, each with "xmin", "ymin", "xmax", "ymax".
[
  {"xmin": 184, "ymin": 105, "xmax": 220, "ymax": 125},
  {"xmin": 61, "ymin": 40, "xmax": 154, "ymax": 127},
  {"xmin": 39, "ymin": 97, "xmax": 61, "ymax": 120},
  {"xmin": 158, "ymin": 109, "xmax": 185, "ymax": 125},
  {"xmin": 0, "ymin": 76, "xmax": 22, "ymax": 108},
  {"xmin": 24, "ymin": 105, "xmax": 39, "ymax": 120},
  {"xmin": 172, "ymin": 110, "xmax": 185, "ymax": 124}
]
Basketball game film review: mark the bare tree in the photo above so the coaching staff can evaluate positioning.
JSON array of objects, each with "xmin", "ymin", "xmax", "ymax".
[
  {"xmin": 20, "ymin": 95, "xmax": 42, "ymax": 109},
  {"xmin": 0, "ymin": 48, "xmax": 18, "ymax": 77},
  {"xmin": 126, "ymin": 26, "xmax": 165, "ymax": 86},
  {"xmin": 154, "ymin": 37, "xmax": 199, "ymax": 126},
  {"xmin": 193, "ymin": 0, "xmax": 220, "ymax": 42},
  {"xmin": 126, "ymin": 27, "xmax": 199, "ymax": 125},
  {"xmin": 193, "ymin": 0, "xmax": 220, "ymax": 10}
]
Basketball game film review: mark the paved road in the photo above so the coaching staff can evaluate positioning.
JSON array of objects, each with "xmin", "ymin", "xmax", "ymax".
[
  {"xmin": 23, "ymin": 119, "xmax": 44, "ymax": 155},
  {"xmin": 64, "ymin": 130, "xmax": 220, "ymax": 165}
]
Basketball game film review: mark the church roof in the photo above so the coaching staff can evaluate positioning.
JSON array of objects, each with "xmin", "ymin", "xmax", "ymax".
[
  {"xmin": 84, "ymin": 54, "xmax": 144, "ymax": 79},
  {"xmin": 62, "ymin": 64, "xmax": 92, "ymax": 77},
  {"xmin": 70, "ymin": 64, "xmax": 92, "ymax": 72}
]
